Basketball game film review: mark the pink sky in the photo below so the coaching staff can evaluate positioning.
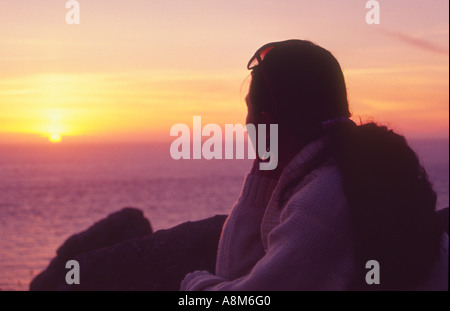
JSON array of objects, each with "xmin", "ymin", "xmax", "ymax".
[{"xmin": 0, "ymin": 0, "xmax": 448, "ymax": 143}]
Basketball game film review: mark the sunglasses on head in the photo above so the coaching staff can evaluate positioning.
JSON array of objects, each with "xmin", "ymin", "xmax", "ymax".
[
  {"xmin": 247, "ymin": 39, "xmax": 302, "ymax": 70},
  {"xmin": 247, "ymin": 40, "xmax": 302, "ymax": 110}
]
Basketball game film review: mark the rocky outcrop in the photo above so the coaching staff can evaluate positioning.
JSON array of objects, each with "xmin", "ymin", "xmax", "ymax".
[
  {"xmin": 30, "ymin": 208, "xmax": 226, "ymax": 291},
  {"xmin": 57, "ymin": 207, "xmax": 153, "ymax": 259},
  {"xmin": 437, "ymin": 207, "xmax": 449, "ymax": 234}
]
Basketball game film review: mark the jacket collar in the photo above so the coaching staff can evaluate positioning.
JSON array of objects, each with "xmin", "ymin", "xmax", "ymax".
[{"xmin": 260, "ymin": 135, "xmax": 331, "ymax": 250}]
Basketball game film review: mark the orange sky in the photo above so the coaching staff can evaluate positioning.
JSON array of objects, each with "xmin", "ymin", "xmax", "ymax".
[{"xmin": 0, "ymin": 0, "xmax": 448, "ymax": 144}]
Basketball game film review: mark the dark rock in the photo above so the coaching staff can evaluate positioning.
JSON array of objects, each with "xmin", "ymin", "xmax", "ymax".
[
  {"xmin": 57, "ymin": 207, "xmax": 153, "ymax": 259},
  {"xmin": 30, "ymin": 207, "xmax": 153, "ymax": 291},
  {"xmin": 30, "ymin": 213, "xmax": 227, "ymax": 291},
  {"xmin": 437, "ymin": 207, "xmax": 449, "ymax": 233}
]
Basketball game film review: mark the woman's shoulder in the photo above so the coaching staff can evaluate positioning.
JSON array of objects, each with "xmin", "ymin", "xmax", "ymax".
[
  {"xmin": 281, "ymin": 161, "xmax": 349, "ymax": 220},
  {"xmin": 290, "ymin": 159, "xmax": 344, "ymax": 199}
]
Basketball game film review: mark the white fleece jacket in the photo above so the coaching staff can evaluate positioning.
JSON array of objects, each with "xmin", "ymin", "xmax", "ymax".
[{"xmin": 180, "ymin": 137, "xmax": 449, "ymax": 291}]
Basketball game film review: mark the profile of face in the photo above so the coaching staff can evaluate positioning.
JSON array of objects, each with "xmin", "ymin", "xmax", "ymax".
[
  {"xmin": 245, "ymin": 94, "xmax": 255, "ymax": 125},
  {"xmin": 245, "ymin": 93, "xmax": 269, "ymax": 126}
]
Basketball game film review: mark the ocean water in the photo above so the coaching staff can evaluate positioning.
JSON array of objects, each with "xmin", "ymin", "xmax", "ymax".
[{"xmin": 0, "ymin": 139, "xmax": 448, "ymax": 291}]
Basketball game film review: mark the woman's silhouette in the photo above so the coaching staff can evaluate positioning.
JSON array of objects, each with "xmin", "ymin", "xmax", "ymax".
[{"xmin": 181, "ymin": 40, "xmax": 448, "ymax": 290}]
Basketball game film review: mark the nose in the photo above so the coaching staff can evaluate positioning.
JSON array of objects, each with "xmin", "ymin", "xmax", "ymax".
[{"xmin": 245, "ymin": 94, "xmax": 252, "ymax": 108}]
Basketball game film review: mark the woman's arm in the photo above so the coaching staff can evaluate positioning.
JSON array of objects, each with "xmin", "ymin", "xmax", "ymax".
[
  {"xmin": 180, "ymin": 166, "xmax": 353, "ymax": 291},
  {"xmin": 214, "ymin": 172, "xmax": 277, "ymax": 280}
]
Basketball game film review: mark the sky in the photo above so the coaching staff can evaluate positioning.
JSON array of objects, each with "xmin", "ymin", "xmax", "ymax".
[{"xmin": 0, "ymin": 0, "xmax": 448, "ymax": 144}]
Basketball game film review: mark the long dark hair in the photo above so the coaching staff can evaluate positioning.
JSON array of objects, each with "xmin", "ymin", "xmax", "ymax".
[{"xmin": 248, "ymin": 40, "xmax": 443, "ymax": 290}]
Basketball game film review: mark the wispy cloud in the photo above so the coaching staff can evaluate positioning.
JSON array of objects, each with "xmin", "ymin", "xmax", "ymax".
[
  {"xmin": 344, "ymin": 65, "xmax": 448, "ymax": 76},
  {"xmin": 379, "ymin": 29, "xmax": 449, "ymax": 55}
]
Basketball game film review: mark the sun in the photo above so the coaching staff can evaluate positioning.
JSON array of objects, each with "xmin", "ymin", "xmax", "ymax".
[{"xmin": 48, "ymin": 133, "xmax": 62, "ymax": 143}]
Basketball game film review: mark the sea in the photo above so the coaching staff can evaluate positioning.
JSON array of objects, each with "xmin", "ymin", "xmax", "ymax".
[{"xmin": 0, "ymin": 139, "xmax": 448, "ymax": 291}]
